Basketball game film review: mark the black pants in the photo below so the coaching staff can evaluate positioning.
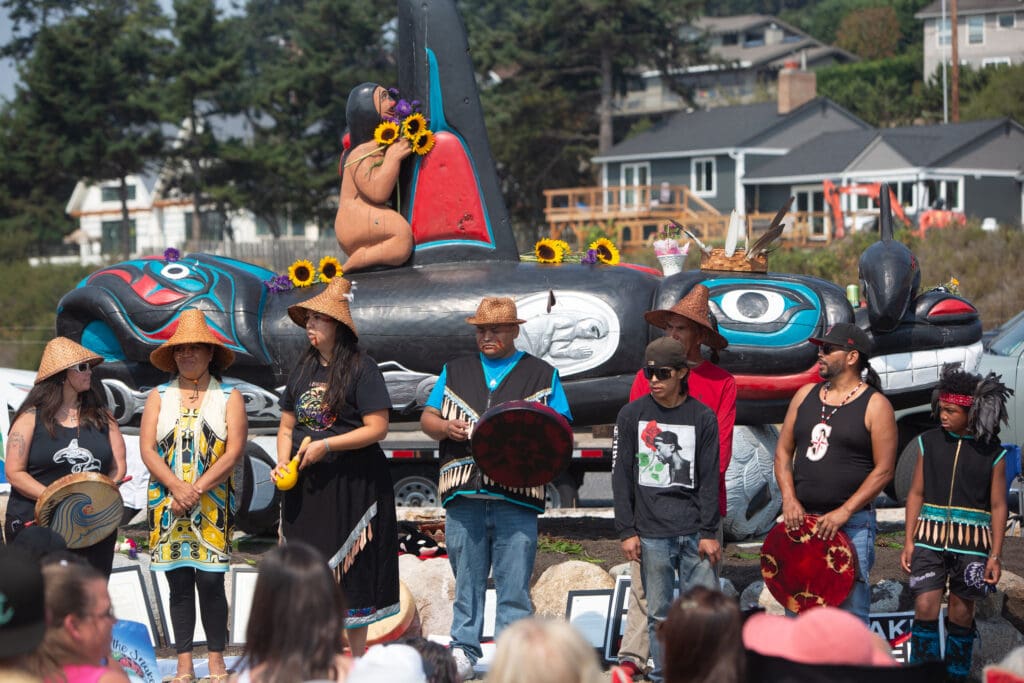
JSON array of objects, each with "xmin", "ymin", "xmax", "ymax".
[{"xmin": 164, "ymin": 567, "xmax": 228, "ymax": 653}]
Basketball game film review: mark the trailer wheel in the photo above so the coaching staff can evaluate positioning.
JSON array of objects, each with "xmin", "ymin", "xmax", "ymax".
[
  {"xmin": 893, "ymin": 440, "xmax": 920, "ymax": 505},
  {"xmin": 544, "ymin": 483, "xmax": 563, "ymax": 510},
  {"xmin": 394, "ymin": 474, "xmax": 440, "ymax": 507}
]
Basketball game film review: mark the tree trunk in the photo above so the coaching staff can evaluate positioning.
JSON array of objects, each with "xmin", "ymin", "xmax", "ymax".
[
  {"xmin": 598, "ymin": 45, "xmax": 613, "ymax": 154},
  {"xmin": 119, "ymin": 175, "xmax": 132, "ymax": 259}
]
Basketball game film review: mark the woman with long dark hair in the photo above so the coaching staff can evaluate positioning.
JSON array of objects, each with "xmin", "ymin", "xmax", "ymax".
[
  {"xmin": 657, "ymin": 587, "xmax": 745, "ymax": 683},
  {"xmin": 4, "ymin": 338, "xmax": 126, "ymax": 576},
  {"xmin": 272, "ymin": 276, "xmax": 399, "ymax": 656},
  {"xmin": 234, "ymin": 541, "xmax": 351, "ymax": 683},
  {"xmin": 140, "ymin": 309, "xmax": 247, "ymax": 683}
]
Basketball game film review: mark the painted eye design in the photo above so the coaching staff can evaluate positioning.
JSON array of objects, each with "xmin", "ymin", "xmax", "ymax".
[
  {"xmin": 705, "ymin": 279, "xmax": 821, "ymax": 347},
  {"xmin": 160, "ymin": 263, "xmax": 191, "ymax": 280}
]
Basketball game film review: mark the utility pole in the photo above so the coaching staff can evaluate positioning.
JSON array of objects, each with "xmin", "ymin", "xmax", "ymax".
[{"xmin": 951, "ymin": 0, "xmax": 960, "ymax": 122}]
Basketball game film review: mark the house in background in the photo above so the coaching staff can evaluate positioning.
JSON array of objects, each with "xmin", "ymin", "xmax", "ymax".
[
  {"xmin": 916, "ymin": 0, "xmax": 1024, "ymax": 78},
  {"xmin": 615, "ymin": 14, "xmax": 858, "ymax": 118},
  {"xmin": 64, "ymin": 114, "xmax": 319, "ymax": 264}
]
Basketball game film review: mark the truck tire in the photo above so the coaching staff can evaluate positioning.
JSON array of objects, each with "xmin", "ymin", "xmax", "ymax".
[
  {"xmin": 234, "ymin": 442, "xmax": 281, "ymax": 536},
  {"xmin": 893, "ymin": 440, "xmax": 920, "ymax": 505},
  {"xmin": 551, "ymin": 470, "xmax": 580, "ymax": 509},
  {"xmin": 394, "ymin": 471, "xmax": 440, "ymax": 507}
]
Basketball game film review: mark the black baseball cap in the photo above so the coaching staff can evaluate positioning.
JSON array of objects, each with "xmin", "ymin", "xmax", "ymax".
[
  {"xmin": 0, "ymin": 545, "xmax": 46, "ymax": 658},
  {"xmin": 645, "ymin": 337, "xmax": 690, "ymax": 368},
  {"xmin": 809, "ymin": 322, "xmax": 871, "ymax": 356}
]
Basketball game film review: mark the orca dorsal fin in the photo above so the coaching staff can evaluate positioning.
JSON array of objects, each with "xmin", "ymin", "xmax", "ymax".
[{"xmin": 878, "ymin": 183, "xmax": 894, "ymax": 242}]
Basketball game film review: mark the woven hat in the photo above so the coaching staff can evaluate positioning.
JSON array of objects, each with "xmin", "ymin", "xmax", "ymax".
[
  {"xmin": 809, "ymin": 322, "xmax": 871, "ymax": 356},
  {"xmin": 0, "ymin": 545, "xmax": 46, "ymax": 659},
  {"xmin": 644, "ymin": 284, "xmax": 728, "ymax": 351},
  {"xmin": 149, "ymin": 308, "xmax": 236, "ymax": 372},
  {"xmin": 465, "ymin": 297, "xmax": 526, "ymax": 325},
  {"xmin": 288, "ymin": 277, "xmax": 358, "ymax": 339},
  {"xmin": 35, "ymin": 337, "xmax": 103, "ymax": 384}
]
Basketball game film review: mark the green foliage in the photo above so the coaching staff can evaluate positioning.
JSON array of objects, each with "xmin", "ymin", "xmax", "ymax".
[
  {"xmin": 835, "ymin": 6, "xmax": 900, "ymax": 60},
  {"xmin": 960, "ymin": 65, "xmax": 1024, "ymax": 123},
  {"xmin": 817, "ymin": 52, "xmax": 923, "ymax": 126},
  {"xmin": 537, "ymin": 534, "xmax": 602, "ymax": 563}
]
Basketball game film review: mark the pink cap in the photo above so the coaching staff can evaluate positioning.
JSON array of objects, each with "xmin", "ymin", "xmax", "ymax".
[{"xmin": 743, "ymin": 607, "xmax": 896, "ymax": 667}]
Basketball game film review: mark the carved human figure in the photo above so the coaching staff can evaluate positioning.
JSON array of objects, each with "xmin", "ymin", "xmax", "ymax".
[{"xmin": 335, "ymin": 83, "xmax": 414, "ymax": 272}]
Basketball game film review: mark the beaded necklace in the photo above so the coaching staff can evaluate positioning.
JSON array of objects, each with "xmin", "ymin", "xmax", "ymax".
[{"xmin": 819, "ymin": 380, "xmax": 864, "ymax": 425}]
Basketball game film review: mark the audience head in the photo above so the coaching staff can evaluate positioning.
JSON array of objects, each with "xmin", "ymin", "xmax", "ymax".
[
  {"xmin": 485, "ymin": 618, "xmax": 603, "ymax": 683},
  {"xmin": 985, "ymin": 645, "xmax": 1024, "ymax": 683},
  {"xmin": 743, "ymin": 606, "xmax": 895, "ymax": 667},
  {"xmin": 11, "ymin": 527, "xmax": 68, "ymax": 563},
  {"xmin": 400, "ymin": 637, "xmax": 458, "ymax": 683},
  {"xmin": 0, "ymin": 546, "xmax": 46, "ymax": 663},
  {"xmin": 242, "ymin": 541, "xmax": 347, "ymax": 683},
  {"xmin": 657, "ymin": 587, "xmax": 745, "ymax": 683},
  {"xmin": 27, "ymin": 558, "xmax": 115, "ymax": 679},
  {"xmin": 348, "ymin": 643, "xmax": 427, "ymax": 683}
]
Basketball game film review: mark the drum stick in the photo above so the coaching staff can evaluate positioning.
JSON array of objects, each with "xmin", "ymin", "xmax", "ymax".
[{"xmin": 117, "ymin": 475, "xmax": 133, "ymax": 486}]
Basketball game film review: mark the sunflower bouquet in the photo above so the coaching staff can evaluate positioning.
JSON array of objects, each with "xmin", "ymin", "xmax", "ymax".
[
  {"xmin": 374, "ymin": 91, "xmax": 436, "ymax": 156},
  {"xmin": 265, "ymin": 256, "xmax": 344, "ymax": 293},
  {"xmin": 524, "ymin": 237, "xmax": 620, "ymax": 266}
]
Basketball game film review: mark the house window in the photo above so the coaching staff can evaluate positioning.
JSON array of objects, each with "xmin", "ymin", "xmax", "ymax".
[
  {"xmin": 620, "ymin": 163, "xmax": 650, "ymax": 209},
  {"xmin": 982, "ymin": 57, "xmax": 1012, "ymax": 67},
  {"xmin": 691, "ymin": 157, "xmax": 716, "ymax": 197},
  {"xmin": 101, "ymin": 219, "xmax": 136, "ymax": 255},
  {"xmin": 968, "ymin": 16, "xmax": 984, "ymax": 45},
  {"xmin": 997, "ymin": 13, "xmax": 1014, "ymax": 29},
  {"xmin": 937, "ymin": 18, "xmax": 951, "ymax": 46},
  {"xmin": 101, "ymin": 185, "xmax": 136, "ymax": 202}
]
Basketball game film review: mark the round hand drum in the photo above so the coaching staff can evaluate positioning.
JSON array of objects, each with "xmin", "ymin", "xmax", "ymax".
[
  {"xmin": 760, "ymin": 514, "xmax": 858, "ymax": 613},
  {"xmin": 470, "ymin": 400, "xmax": 573, "ymax": 488},
  {"xmin": 35, "ymin": 472, "xmax": 124, "ymax": 549}
]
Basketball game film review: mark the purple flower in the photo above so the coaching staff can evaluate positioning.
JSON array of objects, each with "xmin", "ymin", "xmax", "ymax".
[
  {"xmin": 164, "ymin": 247, "xmax": 180, "ymax": 262},
  {"xmin": 581, "ymin": 249, "xmax": 598, "ymax": 265},
  {"xmin": 264, "ymin": 274, "xmax": 294, "ymax": 293},
  {"xmin": 388, "ymin": 87, "xmax": 400, "ymax": 99},
  {"xmin": 395, "ymin": 99, "xmax": 414, "ymax": 118}
]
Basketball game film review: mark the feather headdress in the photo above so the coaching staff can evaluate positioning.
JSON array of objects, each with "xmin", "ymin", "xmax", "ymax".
[{"xmin": 932, "ymin": 363, "xmax": 1013, "ymax": 443}]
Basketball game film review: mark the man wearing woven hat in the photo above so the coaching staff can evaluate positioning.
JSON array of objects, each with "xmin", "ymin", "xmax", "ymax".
[
  {"xmin": 613, "ymin": 337, "xmax": 720, "ymax": 683},
  {"xmin": 421, "ymin": 296, "xmax": 572, "ymax": 680},
  {"xmin": 617, "ymin": 284, "xmax": 735, "ymax": 680},
  {"xmin": 775, "ymin": 322, "xmax": 896, "ymax": 623}
]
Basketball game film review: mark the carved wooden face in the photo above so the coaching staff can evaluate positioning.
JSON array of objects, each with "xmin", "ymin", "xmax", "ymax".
[{"xmin": 374, "ymin": 86, "xmax": 396, "ymax": 119}]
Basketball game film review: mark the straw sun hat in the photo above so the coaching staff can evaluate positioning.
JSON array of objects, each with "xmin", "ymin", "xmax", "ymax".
[
  {"xmin": 288, "ymin": 277, "xmax": 359, "ymax": 339},
  {"xmin": 35, "ymin": 337, "xmax": 103, "ymax": 385},
  {"xmin": 465, "ymin": 297, "xmax": 526, "ymax": 326},
  {"xmin": 149, "ymin": 309, "xmax": 236, "ymax": 373},
  {"xmin": 643, "ymin": 284, "xmax": 728, "ymax": 351}
]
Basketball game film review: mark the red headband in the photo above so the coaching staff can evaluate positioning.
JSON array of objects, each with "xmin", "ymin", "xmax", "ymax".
[{"xmin": 939, "ymin": 392, "xmax": 974, "ymax": 407}]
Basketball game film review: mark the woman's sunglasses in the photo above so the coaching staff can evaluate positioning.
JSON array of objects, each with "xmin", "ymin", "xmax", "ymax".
[
  {"xmin": 72, "ymin": 362, "xmax": 93, "ymax": 372},
  {"xmin": 642, "ymin": 366, "xmax": 677, "ymax": 381}
]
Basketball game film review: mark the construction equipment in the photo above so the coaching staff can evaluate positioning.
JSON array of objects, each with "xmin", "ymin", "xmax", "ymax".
[{"xmin": 824, "ymin": 180, "xmax": 911, "ymax": 239}]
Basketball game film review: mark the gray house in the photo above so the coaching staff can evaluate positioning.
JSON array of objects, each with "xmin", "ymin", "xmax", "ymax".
[
  {"xmin": 916, "ymin": 0, "xmax": 1024, "ymax": 79},
  {"xmin": 745, "ymin": 118, "xmax": 1024, "ymax": 230}
]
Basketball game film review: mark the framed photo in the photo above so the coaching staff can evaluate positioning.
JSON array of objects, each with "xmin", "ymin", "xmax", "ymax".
[
  {"xmin": 107, "ymin": 566, "xmax": 160, "ymax": 647},
  {"xmin": 565, "ymin": 589, "xmax": 613, "ymax": 651},
  {"xmin": 152, "ymin": 570, "xmax": 207, "ymax": 647},
  {"xmin": 603, "ymin": 574, "xmax": 632, "ymax": 662},
  {"xmin": 229, "ymin": 567, "xmax": 260, "ymax": 646}
]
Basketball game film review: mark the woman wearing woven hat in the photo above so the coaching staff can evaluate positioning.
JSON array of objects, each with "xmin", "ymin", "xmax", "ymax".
[
  {"xmin": 273, "ymin": 276, "xmax": 398, "ymax": 656},
  {"xmin": 4, "ymin": 337, "xmax": 126, "ymax": 576},
  {"xmin": 139, "ymin": 308, "xmax": 247, "ymax": 683}
]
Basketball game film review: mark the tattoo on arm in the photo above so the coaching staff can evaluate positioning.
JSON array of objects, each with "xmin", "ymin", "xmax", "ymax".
[{"xmin": 8, "ymin": 431, "xmax": 26, "ymax": 458}]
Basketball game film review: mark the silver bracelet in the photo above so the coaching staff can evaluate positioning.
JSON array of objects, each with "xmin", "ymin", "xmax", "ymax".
[{"xmin": 322, "ymin": 438, "xmax": 331, "ymax": 454}]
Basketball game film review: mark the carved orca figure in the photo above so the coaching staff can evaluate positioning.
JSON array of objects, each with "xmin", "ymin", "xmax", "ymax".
[{"xmin": 858, "ymin": 184, "xmax": 921, "ymax": 334}]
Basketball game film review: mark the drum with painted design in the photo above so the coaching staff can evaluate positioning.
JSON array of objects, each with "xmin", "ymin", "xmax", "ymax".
[
  {"xmin": 35, "ymin": 472, "xmax": 124, "ymax": 549},
  {"xmin": 760, "ymin": 514, "xmax": 857, "ymax": 613},
  {"xmin": 471, "ymin": 400, "xmax": 572, "ymax": 488}
]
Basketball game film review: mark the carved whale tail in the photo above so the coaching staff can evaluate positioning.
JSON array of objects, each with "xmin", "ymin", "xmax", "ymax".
[{"xmin": 398, "ymin": 0, "xmax": 520, "ymax": 265}]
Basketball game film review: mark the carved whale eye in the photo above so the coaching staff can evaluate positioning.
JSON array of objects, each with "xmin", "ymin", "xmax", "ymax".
[
  {"xmin": 705, "ymin": 279, "xmax": 820, "ymax": 347},
  {"xmin": 161, "ymin": 263, "xmax": 192, "ymax": 280}
]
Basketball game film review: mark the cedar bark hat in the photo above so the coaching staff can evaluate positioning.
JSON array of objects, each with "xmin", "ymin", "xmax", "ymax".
[
  {"xmin": 643, "ymin": 284, "xmax": 728, "ymax": 351},
  {"xmin": 149, "ymin": 308, "xmax": 236, "ymax": 372},
  {"xmin": 288, "ymin": 277, "xmax": 359, "ymax": 339},
  {"xmin": 465, "ymin": 297, "xmax": 526, "ymax": 325},
  {"xmin": 35, "ymin": 337, "xmax": 103, "ymax": 384}
]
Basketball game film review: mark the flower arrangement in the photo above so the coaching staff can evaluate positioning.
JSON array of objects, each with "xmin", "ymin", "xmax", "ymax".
[
  {"xmin": 264, "ymin": 257, "xmax": 344, "ymax": 292},
  {"xmin": 652, "ymin": 223, "xmax": 690, "ymax": 258},
  {"xmin": 526, "ymin": 237, "xmax": 620, "ymax": 266},
  {"xmin": 163, "ymin": 247, "xmax": 180, "ymax": 262},
  {"xmin": 346, "ymin": 89, "xmax": 436, "ymax": 171},
  {"xmin": 116, "ymin": 536, "xmax": 138, "ymax": 559},
  {"xmin": 933, "ymin": 276, "xmax": 961, "ymax": 296}
]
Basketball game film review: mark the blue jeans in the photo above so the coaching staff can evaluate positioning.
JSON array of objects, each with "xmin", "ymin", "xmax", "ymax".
[
  {"xmin": 783, "ymin": 508, "xmax": 876, "ymax": 624},
  {"xmin": 446, "ymin": 497, "xmax": 538, "ymax": 663},
  {"xmin": 641, "ymin": 533, "xmax": 718, "ymax": 683}
]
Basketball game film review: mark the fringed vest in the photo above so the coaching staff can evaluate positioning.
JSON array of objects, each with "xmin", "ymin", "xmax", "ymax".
[
  {"xmin": 437, "ymin": 353, "xmax": 556, "ymax": 512},
  {"xmin": 912, "ymin": 429, "xmax": 1006, "ymax": 558}
]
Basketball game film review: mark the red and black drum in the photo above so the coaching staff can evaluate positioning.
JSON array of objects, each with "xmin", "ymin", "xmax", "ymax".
[
  {"xmin": 760, "ymin": 514, "xmax": 858, "ymax": 613},
  {"xmin": 470, "ymin": 400, "xmax": 573, "ymax": 488}
]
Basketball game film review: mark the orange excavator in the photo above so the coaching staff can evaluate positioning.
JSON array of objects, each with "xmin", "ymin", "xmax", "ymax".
[
  {"xmin": 824, "ymin": 180, "xmax": 911, "ymax": 239},
  {"xmin": 824, "ymin": 180, "xmax": 967, "ymax": 239}
]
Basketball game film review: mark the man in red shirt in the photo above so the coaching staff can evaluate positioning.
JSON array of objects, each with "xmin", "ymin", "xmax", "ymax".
[{"xmin": 616, "ymin": 284, "xmax": 736, "ymax": 679}]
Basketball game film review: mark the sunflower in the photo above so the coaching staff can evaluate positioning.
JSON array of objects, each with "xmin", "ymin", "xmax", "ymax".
[
  {"xmin": 554, "ymin": 240, "xmax": 571, "ymax": 254},
  {"xmin": 589, "ymin": 237, "xmax": 620, "ymax": 265},
  {"xmin": 373, "ymin": 120, "xmax": 400, "ymax": 145},
  {"xmin": 534, "ymin": 239, "xmax": 564, "ymax": 264},
  {"xmin": 288, "ymin": 259, "xmax": 316, "ymax": 287},
  {"xmin": 402, "ymin": 112, "xmax": 428, "ymax": 139},
  {"xmin": 411, "ymin": 130, "xmax": 436, "ymax": 156},
  {"xmin": 318, "ymin": 256, "xmax": 343, "ymax": 283}
]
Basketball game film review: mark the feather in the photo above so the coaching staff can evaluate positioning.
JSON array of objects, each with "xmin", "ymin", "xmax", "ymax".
[
  {"xmin": 969, "ymin": 371, "xmax": 1013, "ymax": 443},
  {"xmin": 670, "ymin": 219, "xmax": 712, "ymax": 256},
  {"xmin": 747, "ymin": 196, "xmax": 794, "ymax": 260}
]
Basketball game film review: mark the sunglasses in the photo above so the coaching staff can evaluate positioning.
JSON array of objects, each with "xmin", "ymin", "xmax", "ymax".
[
  {"xmin": 72, "ymin": 362, "xmax": 93, "ymax": 372},
  {"xmin": 643, "ymin": 366, "xmax": 677, "ymax": 381},
  {"xmin": 819, "ymin": 344, "xmax": 849, "ymax": 355}
]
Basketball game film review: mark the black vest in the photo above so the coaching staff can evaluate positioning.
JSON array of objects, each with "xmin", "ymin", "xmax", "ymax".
[{"xmin": 437, "ymin": 353, "xmax": 556, "ymax": 511}]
